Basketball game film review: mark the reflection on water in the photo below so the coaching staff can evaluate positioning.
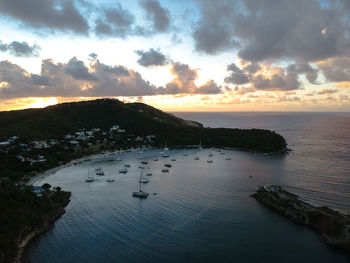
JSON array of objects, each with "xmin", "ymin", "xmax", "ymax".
[
  {"xmin": 28, "ymin": 146, "xmax": 350, "ymax": 263},
  {"xmin": 27, "ymin": 112, "xmax": 350, "ymax": 262}
]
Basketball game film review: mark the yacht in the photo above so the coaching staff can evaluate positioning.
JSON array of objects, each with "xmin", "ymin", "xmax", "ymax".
[
  {"xmin": 139, "ymin": 172, "xmax": 150, "ymax": 183},
  {"xmin": 146, "ymin": 167, "xmax": 152, "ymax": 176},
  {"xmin": 96, "ymin": 170, "xmax": 105, "ymax": 176},
  {"xmin": 132, "ymin": 173, "xmax": 149, "ymax": 198},
  {"xmin": 106, "ymin": 177, "xmax": 115, "ymax": 182},
  {"xmin": 119, "ymin": 167, "xmax": 128, "ymax": 173},
  {"xmin": 198, "ymin": 141, "xmax": 203, "ymax": 150},
  {"xmin": 85, "ymin": 176, "xmax": 95, "ymax": 182}
]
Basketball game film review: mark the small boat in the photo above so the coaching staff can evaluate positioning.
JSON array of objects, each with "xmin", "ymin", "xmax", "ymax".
[
  {"xmin": 133, "ymin": 173, "xmax": 149, "ymax": 198},
  {"xmin": 161, "ymin": 168, "xmax": 169, "ymax": 173},
  {"xmin": 141, "ymin": 161, "xmax": 148, "ymax": 164},
  {"xmin": 207, "ymin": 159, "xmax": 213, "ymax": 163},
  {"xmin": 208, "ymin": 153, "xmax": 214, "ymax": 157},
  {"xmin": 220, "ymin": 152, "xmax": 226, "ymax": 155},
  {"xmin": 96, "ymin": 170, "xmax": 105, "ymax": 176},
  {"xmin": 194, "ymin": 157, "xmax": 199, "ymax": 160},
  {"xmin": 116, "ymin": 158, "xmax": 122, "ymax": 161},
  {"xmin": 198, "ymin": 141, "xmax": 203, "ymax": 150},
  {"xmin": 171, "ymin": 158, "xmax": 176, "ymax": 161},
  {"xmin": 106, "ymin": 177, "xmax": 115, "ymax": 182},
  {"xmin": 153, "ymin": 157, "xmax": 159, "ymax": 161},
  {"xmin": 146, "ymin": 168, "xmax": 152, "ymax": 176},
  {"xmin": 225, "ymin": 157, "xmax": 232, "ymax": 160},
  {"xmin": 95, "ymin": 167, "xmax": 102, "ymax": 172},
  {"xmin": 164, "ymin": 163, "xmax": 172, "ymax": 167},
  {"xmin": 124, "ymin": 164, "xmax": 130, "ymax": 167},
  {"xmin": 139, "ymin": 165, "xmax": 145, "ymax": 169},
  {"xmin": 138, "ymin": 151, "xmax": 143, "ymax": 154},
  {"xmin": 161, "ymin": 153, "xmax": 170, "ymax": 158},
  {"xmin": 139, "ymin": 172, "xmax": 150, "ymax": 183},
  {"xmin": 85, "ymin": 176, "xmax": 95, "ymax": 182},
  {"xmin": 183, "ymin": 152, "xmax": 188, "ymax": 156},
  {"xmin": 119, "ymin": 167, "xmax": 128, "ymax": 173}
]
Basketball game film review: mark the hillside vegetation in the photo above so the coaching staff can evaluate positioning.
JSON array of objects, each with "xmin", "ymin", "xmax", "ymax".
[{"xmin": 0, "ymin": 98, "xmax": 287, "ymax": 153}]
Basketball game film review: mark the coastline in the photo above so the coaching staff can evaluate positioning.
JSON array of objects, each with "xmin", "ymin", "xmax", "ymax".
[
  {"xmin": 28, "ymin": 145, "xmax": 288, "ymax": 186},
  {"xmin": 252, "ymin": 185, "xmax": 350, "ymax": 253}
]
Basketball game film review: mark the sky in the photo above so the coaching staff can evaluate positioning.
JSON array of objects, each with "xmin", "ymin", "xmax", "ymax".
[{"xmin": 0, "ymin": 0, "xmax": 349, "ymax": 111}]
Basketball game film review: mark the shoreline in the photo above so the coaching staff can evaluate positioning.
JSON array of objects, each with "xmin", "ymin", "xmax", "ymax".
[
  {"xmin": 15, "ymin": 191, "xmax": 71, "ymax": 263},
  {"xmin": 252, "ymin": 185, "xmax": 350, "ymax": 253},
  {"xmin": 28, "ymin": 145, "xmax": 288, "ymax": 186}
]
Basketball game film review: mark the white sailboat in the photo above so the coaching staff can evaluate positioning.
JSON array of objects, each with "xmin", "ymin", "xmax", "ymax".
[{"xmin": 85, "ymin": 169, "xmax": 96, "ymax": 182}]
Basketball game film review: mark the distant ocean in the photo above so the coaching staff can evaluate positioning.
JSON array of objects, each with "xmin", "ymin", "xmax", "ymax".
[
  {"xmin": 27, "ymin": 112, "xmax": 350, "ymax": 263},
  {"xmin": 173, "ymin": 112, "xmax": 350, "ymax": 213}
]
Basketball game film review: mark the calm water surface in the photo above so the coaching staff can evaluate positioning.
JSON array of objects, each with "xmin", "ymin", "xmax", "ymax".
[{"xmin": 27, "ymin": 112, "xmax": 350, "ymax": 263}]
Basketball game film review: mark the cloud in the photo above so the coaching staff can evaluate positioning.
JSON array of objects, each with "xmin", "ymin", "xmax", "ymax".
[
  {"xmin": 0, "ymin": 40, "xmax": 40, "ymax": 57},
  {"xmin": 0, "ymin": 0, "xmax": 88, "ymax": 33},
  {"xmin": 318, "ymin": 88, "xmax": 338, "ymax": 95},
  {"xmin": 225, "ymin": 62, "xmax": 302, "ymax": 91},
  {"xmin": 317, "ymin": 57, "xmax": 350, "ymax": 83},
  {"xmin": 135, "ymin": 48, "xmax": 168, "ymax": 67},
  {"xmin": 164, "ymin": 62, "xmax": 221, "ymax": 94},
  {"xmin": 193, "ymin": 0, "xmax": 350, "ymax": 63},
  {"xmin": 140, "ymin": 0, "xmax": 171, "ymax": 32},
  {"xmin": 0, "ymin": 58, "xmax": 221, "ymax": 99},
  {"xmin": 94, "ymin": 3, "xmax": 135, "ymax": 37},
  {"xmin": 192, "ymin": 0, "xmax": 240, "ymax": 54}
]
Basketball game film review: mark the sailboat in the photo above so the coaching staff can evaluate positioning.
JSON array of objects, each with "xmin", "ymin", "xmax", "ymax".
[
  {"xmin": 146, "ymin": 167, "xmax": 152, "ymax": 176},
  {"xmin": 132, "ymin": 173, "xmax": 149, "ymax": 198},
  {"xmin": 138, "ymin": 171, "xmax": 150, "ymax": 183},
  {"xmin": 106, "ymin": 170, "xmax": 115, "ymax": 182},
  {"xmin": 183, "ymin": 148, "xmax": 188, "ymax": 156},
  {"xmin": 198, "ymin": 141, "xmax": 203, "ymax": 150},
  {"xmin": 85, "ymin": 169, "xmax": 96, "ymax": 182}
]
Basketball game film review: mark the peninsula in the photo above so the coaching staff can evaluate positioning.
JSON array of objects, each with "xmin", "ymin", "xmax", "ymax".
[{"xmin": 252, "ymin": 185, "xmax": 350, "ymax": 252}]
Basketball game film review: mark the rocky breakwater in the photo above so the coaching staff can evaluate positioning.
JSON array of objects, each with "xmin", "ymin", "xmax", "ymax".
[{"xmin": 252, "ymin": 185, "xmax": 350, "ymax": 252}]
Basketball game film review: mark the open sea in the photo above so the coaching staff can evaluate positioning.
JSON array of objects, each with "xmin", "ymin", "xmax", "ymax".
[{"xmin": 27, "ymin": 112, "xmax": 350, "ymax": 263}]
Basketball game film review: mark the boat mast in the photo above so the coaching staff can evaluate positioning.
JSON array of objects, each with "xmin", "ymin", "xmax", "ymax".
[{"xmin": 139, "ymin": 172, "xmax": 142, "ymax": 192}]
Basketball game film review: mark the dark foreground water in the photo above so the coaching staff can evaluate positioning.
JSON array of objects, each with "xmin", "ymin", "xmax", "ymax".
[{"xmin": 27, "ymin": 112, "xmax": 350, "ymax": 263}]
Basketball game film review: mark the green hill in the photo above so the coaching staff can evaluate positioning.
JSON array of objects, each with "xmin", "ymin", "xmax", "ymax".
[{"xmin": 0, "ymin": 98, "xmax": 287, "ymax": 153}]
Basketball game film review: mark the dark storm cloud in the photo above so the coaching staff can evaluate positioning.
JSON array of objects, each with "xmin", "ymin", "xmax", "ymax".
[
  {"xmin": 0, "ymin": 58, "xmax": 221, "ymax": 99},
  {"xmin": 0, "ymin": 40, "xmax": 40, "ymax": 57},
  {"xmin": 0, "ymin": 0, "xmax": 88, "ymax": 33},
  {"xmin": 135, "ymin": 48, "xmax": 167, "ymax": 67},
  {"xmin": 140, "ymin": 0, "xmax": 171, "ymax": 32}
]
